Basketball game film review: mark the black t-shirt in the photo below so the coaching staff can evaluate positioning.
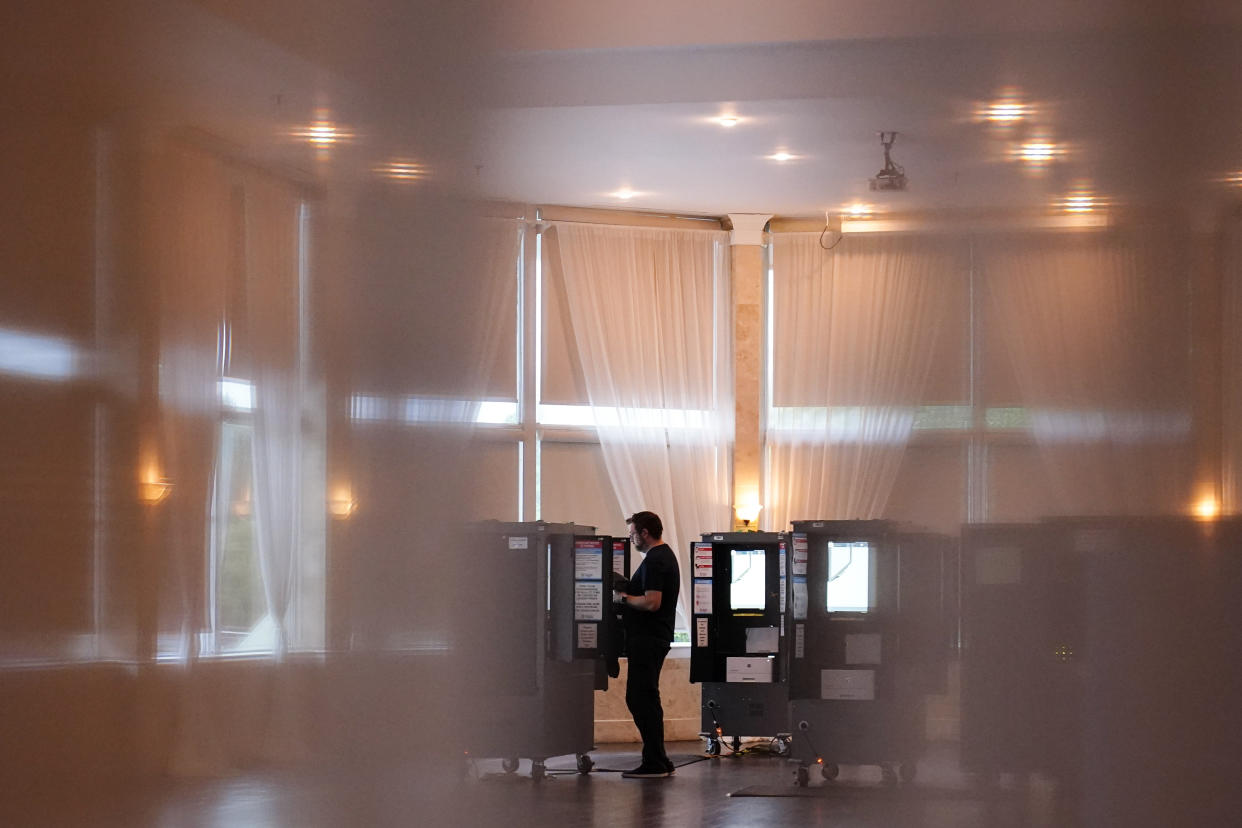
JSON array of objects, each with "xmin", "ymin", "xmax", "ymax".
[{"xmin": 625, "ymin": 543, "xmax": 680, "ymax": 642}]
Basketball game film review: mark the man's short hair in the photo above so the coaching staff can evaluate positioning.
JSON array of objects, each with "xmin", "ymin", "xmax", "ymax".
[{"xmin": 627, "ymin": 511, "xmax": 663, "ymax": 540}]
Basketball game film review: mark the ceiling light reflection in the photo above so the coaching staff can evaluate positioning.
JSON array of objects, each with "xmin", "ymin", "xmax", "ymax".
[
  {"xmin": 375, "ymin": 158, "xmax": 428, "ymax": 182},
  {"xmin": 1059, "ymin": 185, "xmax": 1103, "ymax": 214},
  {"xmin": 977, "ymin": 89, "xmax": 1031, "ymax": 124},
  {"xmin": 1014, "ymin": 141, "xmax": 1062, "ymax": 165},
  {"xmin": 291, "ymin": 109, "xmax": 353, "ymax": 149}
]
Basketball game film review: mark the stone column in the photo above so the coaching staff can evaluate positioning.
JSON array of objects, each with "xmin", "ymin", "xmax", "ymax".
[{"xmin": 728, "ymin": 214, "xmax": 771, "ymax": 530}]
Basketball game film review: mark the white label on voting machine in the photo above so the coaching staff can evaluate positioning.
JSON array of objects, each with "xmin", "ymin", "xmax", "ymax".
[
  {"xmin": 577, "ymin": 623, "xmax": 598, "ymax": 649},
  {"xmin": 696, "ymin": 617, "xmax": 709, "ymax": 647},
  {"xmin": 795, "ymin": 623, "xmax": 805, "ymax": 658},
  {"xmin": 693, "ymin": 580, "xmax": 713, "ymax": 615},
  {"xmin": 792, "ymin": 535, "xmax": 808, "ymax": 575},
  {"xmin": 693, "ymin": 543, "xmax": 714, "ymax": 577},
  {"xmin": 822, "ymin": 669, "xmax": 875, "ymax": 700},
  {"xmin": 574, "ymin": 581, "xmax": 604, "ymax": 620},
  {"xmin": 508, "ymin": 536, "xmax": 529, "ymax": 550},
  {"xmin": 574, "ymin": 541, "xmax": 603, "ymax": 580},
  {"xmin": 792, "ymin": 578, "xmax": 808, "ymax": 620},
  {"xmin": 612, "ymin": 544, "xmax": 626, "ymax": 575}
]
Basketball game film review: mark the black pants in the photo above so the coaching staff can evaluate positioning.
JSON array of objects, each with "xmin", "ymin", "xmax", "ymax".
[{"xmin": 625, "ymin": 635, "xmax": 672, "ymax": 768}]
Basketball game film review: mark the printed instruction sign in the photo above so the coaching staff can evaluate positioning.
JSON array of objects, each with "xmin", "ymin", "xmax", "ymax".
[
  {"xmin": 574, "ymin": 581, "xmax": 604, "ymax": 620},
  {"xmin": 792, "ymin": 576, "xmax": 808, "ymax": 620},
  {"xmin": 692, "ymin": 542, "xmax": 714, "ymax": 577},
  {"xmin": 693, "ymin": 580, "xmax": 713, "ymax": 615},
  {"xmin": 577, "ymin": 622, "xmax": 598, "ymax": 649},
  {"xmin": 574, "ymin": 539, "xmax": 603, "ymax": 580},
  {"xmin": 612, "ymin": 541, "xmax": 626, "ymax": 575},
  {"xmin": 792, "ymin": 534, "xmax": 808, "ymax": 576},
  {"xmin": 508, "ymin": 535, "xmax": 529, "ymax": 550},
  {"xmin": 795, "ymin": 623, "xmax": 805, "ymax": 658},
  {"xmin": 696, "ymin": 617, "xmax": 709, "ymax": 647}
]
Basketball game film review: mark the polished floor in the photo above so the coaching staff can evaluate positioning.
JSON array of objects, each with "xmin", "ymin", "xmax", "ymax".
[{"xmin": 16, "ymin": 740, "xmax": 1068, "ymax": 827}]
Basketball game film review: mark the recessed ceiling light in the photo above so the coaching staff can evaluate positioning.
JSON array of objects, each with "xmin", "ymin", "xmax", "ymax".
[
  {"xmin": 1059, "ymin": 188, "xmax": 1100, "ymax": 213},
  {"xmin": 610, "ymin": 188, "xmax": 638, "ymax": 200},
  {"xmin": 843, "ymin": 202, "xmax": 874, "ymax": 218},
  {"xmin": 1222, "ymin": 170, "xmax": 1242, "ymax": 186},
  {"xmin": 987, "ymin": 103, "xmax": 1028, "ymax": 123},
  {"xmin": 976, "ymin": 89, "xmax": 1030, "ymax": 124},
  {"xmin": 374, "ymin": 158, "xmax": 427, "ymax": 181},
  {"xmin": 291, "ymin": 110, "xmax": 352, "ymax": 148},
  {"xmin": 1014, "ymin": 140, "xmax": 1062, "ymax": 164},
  {"xmin": 715, "ymin": 114, "xmax": 741, "ymax": 128},
  {"xmin": 767, "ymin": 150, "xmax": 796, "ymax": 162}
]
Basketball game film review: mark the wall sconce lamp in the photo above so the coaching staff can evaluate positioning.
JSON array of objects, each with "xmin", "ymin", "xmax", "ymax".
[
  {"xmin": 139, "ymin": 474, "xmax": 173, "ymax": 505},
  {"xmin": 329, "ymin": 487, "xmax": 357, "ymax": 520},
  {"xmin": 734, "ymin": 502, "xmax": 762, "ymax": 530},
  {"xmin": 1193, "ymin": 495, "xmax": 1220, "ymax": 521}
]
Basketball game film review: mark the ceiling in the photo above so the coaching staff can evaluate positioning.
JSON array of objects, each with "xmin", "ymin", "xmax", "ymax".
[{"xmin": 188, "ymin": 0, "xmax": 1242, "ymax": 220}]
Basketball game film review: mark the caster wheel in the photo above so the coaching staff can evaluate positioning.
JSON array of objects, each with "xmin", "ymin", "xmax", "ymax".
[
  {"xmin": 531, "ymin": 759, "xmax": 546, "ymax": 781},
  {"xmin": 706, "ymin": 738, "xmax": 721, "ymax": 756},
  {"xmin": 881, "ymin": 764, "xmax": 898, "ymax": 787},
  {"xmin": 771, "ymin": 737, "xmax": 791, "ymax": 757},
  {"xmin": 795, "ymin": 766, "xmax": 809, "ymax": 787},
  {"xmin": 576, "ymin": 754, "xmax": 594, "ymax": 774},
  {"xmin": 501, "ymin": 757, "xmax": 520, "ymax": 774},
  {"xmin": 899, "ymin": 761, "xmax": 917, "ymax": 784},
  {"xmin": 821, "ymin": 762, "xmax": 839, "ymax": 781}
]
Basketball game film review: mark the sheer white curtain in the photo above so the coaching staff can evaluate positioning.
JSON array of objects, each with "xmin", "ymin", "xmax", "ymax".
[
  {"xmin": 243, "ymin": 176, "xmax": 304, "ymax": 661},
  {"xmin": 155, "ymin": 143, "xmax": 231, "ymax": 776},
  {"xmin": 766, "ymin": 232, "xmax": 958, "ymax": 530},
  {"xmin": 979, "ymin": 231, "xmax": 1193, "ymax": 515},
  {"xmin": 546, "ymin": 222, "xmax": 733, "ymax": 629}
]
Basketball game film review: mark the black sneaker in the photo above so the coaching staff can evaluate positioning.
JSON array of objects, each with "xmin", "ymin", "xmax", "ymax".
[
  {"xmin": 664, "ymin": 761, "xmax": 676, "ymax": 775},
  {"xmin": 622, "ymin": 764, "xmax": 672, "ymax": 778}
]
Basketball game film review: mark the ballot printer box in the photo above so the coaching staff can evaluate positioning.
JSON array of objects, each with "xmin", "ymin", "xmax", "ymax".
[{"xmin": 725, "ymin": 656, "xmax": 775, "ymax": 683}]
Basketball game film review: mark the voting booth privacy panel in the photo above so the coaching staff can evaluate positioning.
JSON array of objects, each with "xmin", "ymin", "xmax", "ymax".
[
  {"xmin": 784, "ymin": 520, "xmax": 955, "ymax": 786},
  {"xmin": 960, "ymin": 516, "xmax": 1242, "ymax": 827},
  {"xmin": 454, "ymin": 521, "xmax": 629, "ymax": 777},
  {"xmin": 688, "ymin": 532, "xmax": 792, "ymax": 753}
]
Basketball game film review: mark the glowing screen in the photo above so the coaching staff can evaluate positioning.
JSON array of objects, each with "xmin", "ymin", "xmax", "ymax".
[
  {"xmin": 826, "ymin": 542, "xmax": 871, "ymax": 612},
  {"xmin": 730, "ymin": 548, "xmax": 766, "ymax": 610}
]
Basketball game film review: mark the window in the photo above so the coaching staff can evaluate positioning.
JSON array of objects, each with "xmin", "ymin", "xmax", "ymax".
[{"xmin": 211, "ymin": 420, "xmax": 269, "ymax": 653}]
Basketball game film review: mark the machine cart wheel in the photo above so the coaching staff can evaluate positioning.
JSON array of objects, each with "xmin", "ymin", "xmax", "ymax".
[
  {"xmin": 795, "ymin": 765, "xmax": 810, "ymax": 787},
  {"xmin": 880, "ymin": 763, "xmax": 899, "ymax": 787},
  {"xmin": 770, "ymin": 736, "xmax": 791, "ymax": 757},
  {"xmin": 898, "ymin": 761, "xmax": 918, "ymax": 784},
  {"xmin": 705, "ymin": 737, "xmax": 721, "ymax": 756},
  {"xmin": 531, "ymin": 759, "xmax": 546, "ymax": 780},
  {"xmin": 576, "ymin": 754, "xmax": 594, "ymax": 774},
  {"xmin": 821, "ymin": 762, "xmax": 840, "ymax": 781},
  {"xmin": 501, "ymin": 757, "xmax": 520, "ymax": 774}
]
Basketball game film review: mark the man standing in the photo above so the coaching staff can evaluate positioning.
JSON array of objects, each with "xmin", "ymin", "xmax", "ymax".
[{"xmin": 617, "ymin": 510, "xmax": 680, "ymax": 778}]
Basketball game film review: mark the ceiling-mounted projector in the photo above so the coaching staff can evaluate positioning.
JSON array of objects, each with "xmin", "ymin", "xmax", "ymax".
[{"xmin": 869, "ymin": 131, "xmax": 907, "ymax": 192}]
